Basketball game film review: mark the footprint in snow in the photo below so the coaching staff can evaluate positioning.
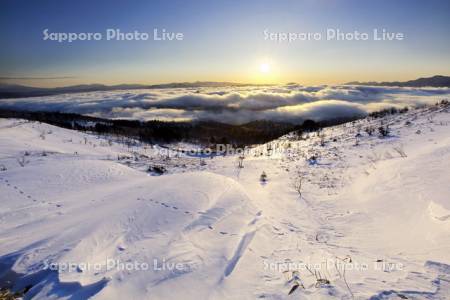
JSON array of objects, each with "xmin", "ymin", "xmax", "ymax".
[{"xmin": 315, "ymin": 232, "xmax": 330, "ymax": 243}]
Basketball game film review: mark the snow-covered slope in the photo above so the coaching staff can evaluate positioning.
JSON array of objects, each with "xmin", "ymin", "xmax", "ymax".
[{"xmin": 1, "ymin": 103, "xmax": 449, "ymax": 299}]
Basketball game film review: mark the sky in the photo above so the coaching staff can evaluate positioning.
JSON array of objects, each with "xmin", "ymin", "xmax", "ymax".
[{"xmin": 1, "ymin": 0, "xmax": 449, "ymax": 87}]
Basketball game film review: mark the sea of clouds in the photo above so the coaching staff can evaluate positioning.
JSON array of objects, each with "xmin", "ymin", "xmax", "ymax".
[{"xmin": 1, "ymin": 85, "xmax": 449, "ymax": 124}]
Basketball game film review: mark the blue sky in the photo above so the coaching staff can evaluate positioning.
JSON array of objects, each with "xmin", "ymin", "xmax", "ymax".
[{"xmin": 1, "ymin": 0, "xmax": 449, "ymax": 87}]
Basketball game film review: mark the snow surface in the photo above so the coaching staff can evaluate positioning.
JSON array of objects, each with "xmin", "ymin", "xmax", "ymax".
[{"xmin": 1, "ymin": 103, "xmax": 450, "ymax": 299}]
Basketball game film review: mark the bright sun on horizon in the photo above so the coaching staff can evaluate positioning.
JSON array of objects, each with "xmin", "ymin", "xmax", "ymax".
[{"xmin": 259, "ymin": 63, "xmax": 270, "ymax": 73}]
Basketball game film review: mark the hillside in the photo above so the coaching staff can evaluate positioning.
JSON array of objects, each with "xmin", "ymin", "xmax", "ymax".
[{"xmin": 0, "ymin": 102, "xmax": 449, "ymax": 299}]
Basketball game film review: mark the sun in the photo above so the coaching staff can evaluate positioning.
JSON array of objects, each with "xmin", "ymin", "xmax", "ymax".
[
  {"xmin": 252, "ymin": 59, "xmax": 277, "ymax": 83},
  {"xmin": 259, "ymin": 63, "xmax": 270, "ymax": 73}
]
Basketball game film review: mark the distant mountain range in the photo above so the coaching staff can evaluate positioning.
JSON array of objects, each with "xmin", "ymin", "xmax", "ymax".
[
  {"xmin": 346, "ymin": 75, "xmax": 450, "ymax": 88},
  {"xmin": 1, "ymin": 76, "xmax": 449, "ymax": 99},
  {"xmin": 0, "ymin": 81, "xmax": 263, "ymax": 99}
]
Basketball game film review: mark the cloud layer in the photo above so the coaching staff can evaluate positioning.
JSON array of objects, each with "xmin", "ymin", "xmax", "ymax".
[{"xmin": 1, "ymin": 85, "xmax": 449, "ymax": 124}]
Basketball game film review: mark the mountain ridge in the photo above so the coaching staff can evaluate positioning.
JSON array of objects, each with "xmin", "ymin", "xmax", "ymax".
[
  {"xmin": 0, "ymin": 81, "xmax": 270, "ymax": 99},
  {"xmin": 1, "ymin": 76, "xmax": 449, "ymax": 99},
  {"xmin": 346, "ymin": 75, "xmax": 450, "ymax": 88}
]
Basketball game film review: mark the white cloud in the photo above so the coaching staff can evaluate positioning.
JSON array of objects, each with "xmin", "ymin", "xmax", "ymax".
[{"xmin": 1, "ymin": 85, "xmax": 449, "ymax": 124}]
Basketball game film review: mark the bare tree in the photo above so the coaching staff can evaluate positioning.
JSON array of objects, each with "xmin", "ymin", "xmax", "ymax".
[
  {"xmin": 320, "ymin": 134, "xmax": 326, "ymax": 147},
  {"xmin": 266, "ymin": 144, "xmax": 273, "ymax": 156},
  {"xmin": 292, "ymin": 176, "xmax": 303, "ymax": 198},
  {"xmin": 237, "ymin": 155, "xmax": 244, "ymax": 168},
  {"xmin": 354, "ymin": 132, "xmax": 361, "ymax": 146}
]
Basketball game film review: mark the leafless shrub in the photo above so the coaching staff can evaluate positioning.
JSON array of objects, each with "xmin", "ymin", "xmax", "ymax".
[
  {"xmin": 378, "ymin": 125, "xmax": 390, "ymax": 137},
  {"xmin": 148, "ymin": 165, "xmax": 166, "ymax": 175},
  {"xmin": 260, "ymin": 171, "xmax": 267, "ymax": 182},
  {"xmin": 307, "ymin": 154, "xmax": 318, "ymax": 165},
  {"xmin": 17, "ymin": 155, "xmax": 29, "ymax": 167},
  {"xmin": 315, "ymin": 278, "xmax": 331, "ymax": 287},
  {"xmin": 285, "ymin": 270, "xmax": 305, "ymax": 295},
  {"xmin": 334, "ymin": 256, "xmax": 354, "ymax": 299},
  {"xmin": 364, "ymin": 126, "xmax": 375, "ymax": 136},
  {"xmin": 319, "ymin": 134, "xmax": 326, "ymax": 147},
  {"xmin": 305, "ymin": 265, "xmax": 330, "ymax": 288},
  {"xmin": 393, "ymin": 146, "xmax": 407, "ymax": 158}
]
